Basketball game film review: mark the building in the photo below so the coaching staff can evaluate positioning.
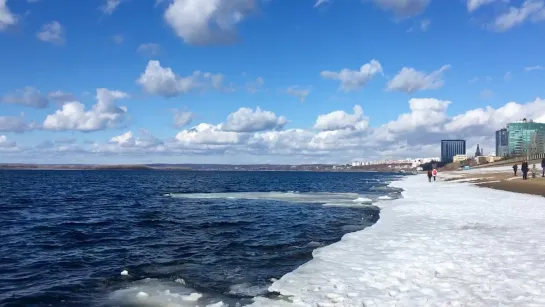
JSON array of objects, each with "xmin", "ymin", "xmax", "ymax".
[
  {"xmin": 453, "ymin": 154, "xmax": 468, "ymax": 163},
  {"xmin": 475, "ymin": 144, "xmax": 483, "ymax": 157},
  {"xmin": 441, "ymin": 140, "xmax": 466, "ymax": 163},
  {"xmin": 507, "ymin": 119, "xmax": 545, "ymax": 157},
  {"xmin": 495, "ymin": 128, "xmax": 509, "ymax": 157}
]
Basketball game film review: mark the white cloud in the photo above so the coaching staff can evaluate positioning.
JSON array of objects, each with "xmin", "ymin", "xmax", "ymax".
[
  {"xmin": 173, "ymin": 109, "xmax": 194, "ymax": 128},
  {"xmin": 137, "ymin": 60, "xmax": 225, "ymax": 97},
  {"xmin": 504, "ymin": 71, "xmax": 512, "ymax": 80},
  {"xmin": 222, "ymin": 107, "xmax": 287, "ymax": 132},
  {"xmin": 109, "ymin": 130, "xmax": 163, "ymax": 148},
  {"xmin": 48, "ymin": 90, "xmax": 76, "ymax": 104},
  {"xmin": 37, "ymin": 21, "xmax": 65, "ymax": 45},
  {"xmin": 42, "ymin": 88, "xmax": 129, "ymax": 132},
  {"xmin": 285, "ymin": 86, "xmax": 310, "ymax": 102},
  {"xmin": 101, "ymin": 0, "xmax": 122, "ymax": 15},
  {"xmin": 164, "ymin": 0, "xmax": 256, "ymax": 45},
  {"xmin": 366, "ymin": 0, "xmax": 431, "ymax": 17},
  {"xmin": 467, "ymin": 0, "xmax": 496, "ymax": 12},
  {"xmin": 1, "ymin": 87, "xmax": 49, "ymax": 108},
  {"xmin": 386, "ymin": 64, "xmax": 450, "ymax": 93},
  {"xmin": 321, "ymin": 60, "xmax": 383, "ymax": 92},
  {"xmin": 0, "ymin": 0, "xmax": 17, "ymax": 30},
  {"xmin": 525, "ymin": 65, "xmax": 544, "ymax": 71},
  {"xmin": 491, "ymin": 0, "xmax": 545, "ymax": 32},
  {"xmin": 0, "ymin": 116, "xmax": 35, "ymax": 132},
  {"xmin": 313, "ymin": 105, "xmax": 369, "ymax": 131},
  {"xmin": 137, "ymin": 43, "xmax": 161, "ymax": 56},
  {"xmin": 176, "ymin": 123, "xmax": 242, "ymax": 145},
  {"xmin": 0, "ymin": 135, "xmax": 15, "ymax": 147}
]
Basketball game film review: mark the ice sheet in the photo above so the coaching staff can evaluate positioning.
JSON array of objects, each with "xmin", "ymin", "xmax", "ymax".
[{"xmin": 251, "ymin": 174, "xmax": 545, "ymax": 307}]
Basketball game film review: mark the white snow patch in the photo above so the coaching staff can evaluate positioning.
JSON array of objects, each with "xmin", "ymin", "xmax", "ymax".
[
  {"xmin": 352, "ymin": 197, "xmax": 373, "ymax": 204},
  {"xmin": 250, "ymin": 174, "xmax": 545, "ymax": 306},
  {"xmin": 378, "ymin": 195, "xmax": 392, "ymax": 200}
]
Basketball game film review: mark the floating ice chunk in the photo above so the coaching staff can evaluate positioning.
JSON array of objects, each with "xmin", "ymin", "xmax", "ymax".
[
  {"xmin": 136, "ymin": 291, "xmax": 148, "ymax": 298},
  {"xmin": 120, "ymin": 270, "xmax": 129, "ymax": 276},
  {"xmin": 206, "ymin": 302, "xmax": 227, "ymax": 307},
  {"xmin": 175, "ymin": 278, "xmax": 186, "ymax": 285},
  {"xmin": 378, "ymin": 195, "xmax": 392, "ymax": 200},
  {"xmin": 352, "ymin": 197, "xmax": 373, "ymax": 203},
  {"xmin": 182, "ymin": 292, "xmax": 202, "ymax": 301}
]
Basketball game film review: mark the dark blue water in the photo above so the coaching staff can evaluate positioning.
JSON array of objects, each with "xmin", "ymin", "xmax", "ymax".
[{"xmin": 0, "ymin": 171, "xmax": 402, "ymax": 307}]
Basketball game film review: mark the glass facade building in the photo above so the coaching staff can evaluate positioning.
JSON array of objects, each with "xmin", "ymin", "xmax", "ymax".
[
  {"xmin": 495, "ymin": 128, "xmax": 509, "ymax": 157},
  {"xmin": 507, "ymin": 121, "xmax": 545, "ymax": 156},
  {"xmin": 441, "ymin": 140, "xmax": 466, "ymax": 163}
]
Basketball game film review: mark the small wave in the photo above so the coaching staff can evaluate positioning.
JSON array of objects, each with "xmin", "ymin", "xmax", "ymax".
[{"xmin": 378, "ymin": 195, "xmax": 393, "ymax": 200}]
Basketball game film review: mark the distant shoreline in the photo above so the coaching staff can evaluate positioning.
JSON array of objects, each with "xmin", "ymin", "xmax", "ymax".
[{"xmin": 0, "ymin": 163, "xmax": 408, "ymax": 173}]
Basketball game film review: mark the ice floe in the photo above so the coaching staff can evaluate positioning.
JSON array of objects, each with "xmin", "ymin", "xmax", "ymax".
[{"xmin": 250, "ymin": 174, "xmax": 545, "ymax": 306}]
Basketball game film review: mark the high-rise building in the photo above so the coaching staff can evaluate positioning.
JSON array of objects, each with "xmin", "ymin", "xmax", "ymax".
[
  {"xmin": 441, "ymin": 140, "xmax": 466, "ymax": 163},
  {"xmin": 475, "ymin": 144, "xmax": 482, "ymax": 157},
  {"xmin": 507, "ymin": 119, "xmax": 545, "ymax": 157},
  {"xmin": 495, "ymin": 128, "xmax": 509, "ymax": 157}
]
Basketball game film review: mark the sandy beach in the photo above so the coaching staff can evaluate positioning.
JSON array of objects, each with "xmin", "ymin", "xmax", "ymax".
[{"xmin": 441, "ymin": 167, "xmax": 545, "ymax": 197}]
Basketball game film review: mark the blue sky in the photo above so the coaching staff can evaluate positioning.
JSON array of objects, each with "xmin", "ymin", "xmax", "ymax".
[{"xmin": 1, "ymin": 0, "xmax": 545, "ymax": 164}]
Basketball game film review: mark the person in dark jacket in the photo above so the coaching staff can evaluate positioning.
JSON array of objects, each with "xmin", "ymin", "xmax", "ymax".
[
  {"xmin": 427, "ymin": 170, "xmax": 433, "ymax": 182},
  {"xmin": 513, "ymin": 163, "xmax": 518, "ymax": 176},
  {"xmin": 521, "ymin": 161, "xmax": 529, "ymax": 180},
  {"xmin": 542, "ymin": 158, "xmax": 545, "ymax": 177}
]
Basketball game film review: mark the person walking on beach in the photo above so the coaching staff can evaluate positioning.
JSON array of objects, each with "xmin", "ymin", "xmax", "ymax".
[
  {"xmin": 542, "ymin": 158, "xmax": 545, "ymax": 177},
  {"xmin": 513, "ymin": 163, "xmax": 518, "ymax": 176},
  {"xmin": 427, "ymin": 170, "xmax": 433, "ymax": 182},
  {"xmin": 432, "ymin": 168, "xmax": 438, "ymax": 181},
  {"xmin": 521, "ymin": 161, "xmax": 529, "ymax": 180}
]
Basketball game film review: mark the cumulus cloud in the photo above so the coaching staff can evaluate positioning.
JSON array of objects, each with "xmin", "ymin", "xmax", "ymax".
[
  {"xmin": 314, "ymin": 0, "xmax": 330, "ymax": 8},
  {"xmin": 42, "ymin": 88, "xmax": 129, "ymax": 132},
  {"xmin": 37, "ymin": 21, "xmax": 65, "ymax": 45},
  {"xmin": 176, "ymin": 123, "xmax": 242, "ymax": 145},
  {"xmin": 0, "ymin": 135, "xmax": 16, "ymax": 148},
  {"xmin": 113, "ymin": 35, "xmax": 124, "ymax": 44},
  {"xmin": 386, "ymin": 65, "xmax": 450, "ymax": 93},
  {"xmin": 137, "ymin": 43, "xmax": 161, "ymax": 56},
  {"xmin": 222, "ymin": 107, "xmax": 287, "ymax": 132},
  {"xmin": 0, "ymin": 0, "xmax": 17, "ymax": 30},
  {"xmin": 491, "ymin": 0, "xmax": 545, "ymax": 32},
  {"xmin": 1, "ymin": 87, "xmax": 49, "ymax": 108},
  {"xmin": 366, "ymin": 0, "xmax": 431, "ymax": 17},
  {"xmin": 109, "ymin": 129, "xmax": 163, "ymax": 148},
  {"xmin": 285, "ymin": 86, "xmax": 310, "ymax": 102},
  {"xmin": 137, "ymin": 60, "xmax": 225, "ymax": 97},
  {"xmin": 321, "ymin": 60, "xmax": 383, "ymax": 92},
  {"xmin": 313, "ymin": 105, "xmax": 369, "ymax": 131},
  {"xmin": 164, "ymin": 0, "xmax": 256, "ymax": 45}
]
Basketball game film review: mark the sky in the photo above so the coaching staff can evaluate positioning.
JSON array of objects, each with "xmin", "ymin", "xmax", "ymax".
[{"xmin": 1, "ymin": 0, "xmax": 545, "ymax": 165}]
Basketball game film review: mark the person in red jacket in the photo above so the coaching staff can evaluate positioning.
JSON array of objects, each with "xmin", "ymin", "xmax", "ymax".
[{"xmin": 432, "ymin": 168, "xmax": 438, "ymax": 181}]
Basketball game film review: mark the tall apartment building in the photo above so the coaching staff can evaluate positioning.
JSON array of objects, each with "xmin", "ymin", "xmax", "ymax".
[
  {"xmin": 441, "ymin": 140, "xmax": 466, "ymax": 163},
  {"xmin": 507, "ymin": 119, "xmax": 545, "ymax": 156},
  {"xmin": 495, "ymin": 128, "xmax": 509, "ymax": 157}
]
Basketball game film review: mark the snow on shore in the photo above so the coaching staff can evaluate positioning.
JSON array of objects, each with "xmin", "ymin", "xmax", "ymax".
[{"xmin": 251, "ymin": 174, "xmax": 545, "ymax": 307}]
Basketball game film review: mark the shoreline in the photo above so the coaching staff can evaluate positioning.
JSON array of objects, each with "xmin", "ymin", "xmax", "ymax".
[{"xmin": 251, "ymin": 173, "xmax": 545, "ymax": 306}]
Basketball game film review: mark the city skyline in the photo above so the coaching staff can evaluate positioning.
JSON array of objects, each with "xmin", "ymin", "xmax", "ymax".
[{"xmin": 1, "ymin": 0, "xmax": 545, "ymax": 164}]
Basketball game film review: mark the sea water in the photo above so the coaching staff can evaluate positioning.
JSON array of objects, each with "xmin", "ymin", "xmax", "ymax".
[{"xmin": 0, "ymin": 170, "xmax": 403, "ymax": 306}]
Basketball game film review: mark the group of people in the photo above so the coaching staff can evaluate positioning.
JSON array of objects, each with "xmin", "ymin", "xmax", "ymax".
[
  {"xmin": 426, "ymin": 168, "xmax": 438, "ymax": 182},
  {"xmin": 513, "ymin": 158, "xmax": 545, "ymax": 180}
]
